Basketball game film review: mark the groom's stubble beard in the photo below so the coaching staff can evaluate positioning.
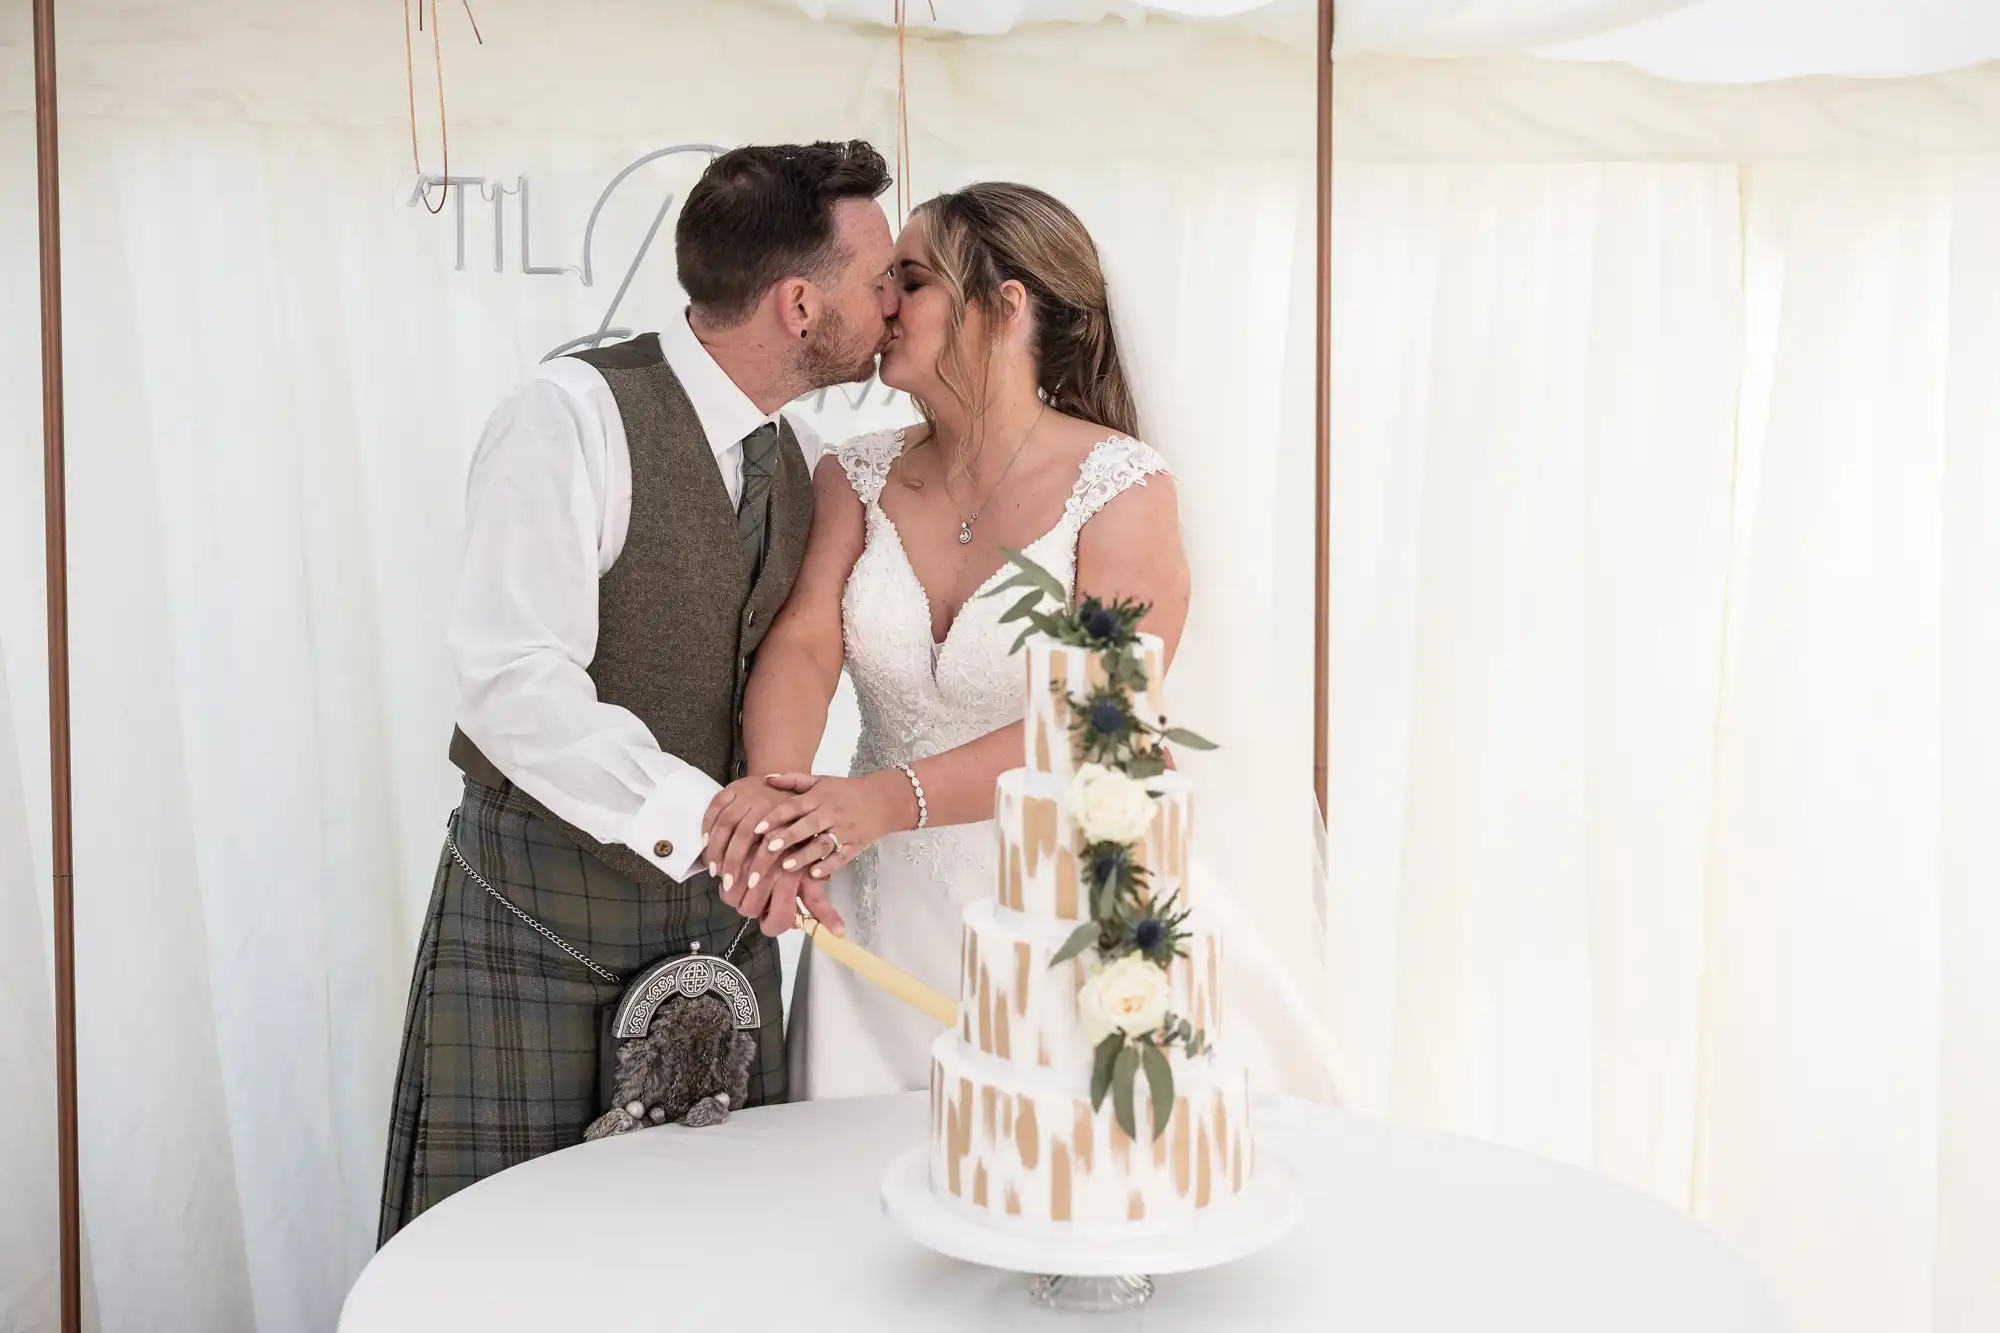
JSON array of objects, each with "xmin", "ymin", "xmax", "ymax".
[{"xmin": 797, "ymin": 305, "xmax": 882, "ymax": 391}]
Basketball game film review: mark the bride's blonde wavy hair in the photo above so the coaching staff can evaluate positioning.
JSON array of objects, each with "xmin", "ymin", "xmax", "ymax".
[{"xmin": 910, "ymin": 183, "xmax": 1140, "ymax": 473}]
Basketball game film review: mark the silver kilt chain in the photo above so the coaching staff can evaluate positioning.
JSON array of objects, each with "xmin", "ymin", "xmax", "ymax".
[
  {"xmin": 444, "ymin": 813, "xmax": 622, "ymax": 982},
  {"xmin": 442, "ymin": 810, "xmax": 753, "ymax": 986}
]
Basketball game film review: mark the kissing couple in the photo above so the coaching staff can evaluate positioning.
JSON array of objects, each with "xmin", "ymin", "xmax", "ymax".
[{"xmin": 380, "ymin": 138, "xmax": 1323, "ymax": 1245}]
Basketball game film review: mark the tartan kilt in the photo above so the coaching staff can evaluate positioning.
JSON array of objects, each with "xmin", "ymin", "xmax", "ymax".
[{"xmin": 377, "ymin": 778, "xmax": 785, "ymax": 1245}]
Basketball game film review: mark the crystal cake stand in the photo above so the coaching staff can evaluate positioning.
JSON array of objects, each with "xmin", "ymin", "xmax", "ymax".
[{"xmin": 879, "ymin": 1145, "xmax": 1303, "ymax": 1312}]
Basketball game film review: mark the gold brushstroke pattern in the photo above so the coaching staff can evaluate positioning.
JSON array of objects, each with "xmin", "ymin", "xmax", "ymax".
[
  {"xmin": 946, "ymin": 1081, "xmax": 969, "ymax": 1196},
  {"xmin": 1022, "ymin": 796, "xmax": 1058, "ymax": 877},
  {"xmin": 1051, "ymin": 1144, "xmax": 1073, "ymax": 1222},
  {"xmin": 1015, "ymin": 1096, "xmax": 1040, "ymax": 1171},
  {"xmin": 1196, "ymin": 1122, "xmax": 1212, "ymax": 1207},
  {"xmin": 930, "ymin": 1061, "xmax": 942, "ymax": 1158},
  {"xmin": 994, "ymin": 995, "xmax": 1011, "ymax": 1059},
  {"xmin": 1128, "ymin": 1192, "xmax": 1146, "ymax": 1221},
  {"xmin": 977, "ymin": 962, "xmax": 992, "ymax": 1053},
  {"xmin": 1055, "ymin": 851, "xmax": 1079, "ymax": 919},
  {"xmin": 974, "ymin": 1164, "xmax": 989, "ymax": 1208},
  {"xmin": 1073, "ymin": 1103, "xmax": 1095, "ymax": 1175},
  {"xmin": 1005, "ymin": 1186, "xmax": 1021, "ymax": 1217},
  {"xmin": 1172, "ymin": 1099, "xmax": 1191, "ymax": 1197},
  {"xmin": 1013, "ymin": 941, "xmax": 1032, "ymax": 1014},
  {"xmin": 1032, "ymin": 645, "xmax": 1070, "ymax": 777},
  {"xmin": 981, "ymin": 1086, "xmax": 997, "ymax": 1143}
]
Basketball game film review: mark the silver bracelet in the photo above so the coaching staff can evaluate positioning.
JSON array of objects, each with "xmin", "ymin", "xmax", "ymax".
[{"xmin": 895, "ymin": 762, "xmax": 929, "ymax": 830}]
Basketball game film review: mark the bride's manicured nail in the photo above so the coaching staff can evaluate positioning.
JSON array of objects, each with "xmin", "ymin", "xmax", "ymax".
[
  {"xmin": 748, "ymin": 873, "xmax": 761, "ymax": 890},
  {"xmin": 782, "ymin": 858, "xmax": 797, "ymax": 871},
  {"xmin": 722, "ymin": 874, "xmax": 734, "ymax": 892},
  {"xmin": 707, "ymin": 862, "xmax": 718, "ymax": 878},
  {"xmin": 767, "ymin": 838, "xmax": 785, "ymax": 852},
  {"xmin": 754, "ymin": 821, "xmax": 770, "ymax": 836}
]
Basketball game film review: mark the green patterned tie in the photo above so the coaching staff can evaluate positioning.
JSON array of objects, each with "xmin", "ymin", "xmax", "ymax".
[{"xmin": 737, "ymin": 422, "xmax": 780, "ymax": 584}]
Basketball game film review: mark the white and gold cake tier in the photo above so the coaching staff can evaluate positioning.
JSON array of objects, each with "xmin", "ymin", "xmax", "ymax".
[
  {"xmin": 1024, "ymin": 636, "xmax": 1168, "ymax": 785},
  {"xmin": 956, "ymin": 899, "xmax": 1222, "ymax": 1074},
  {"xmin": 928, "ymin": 1035, "xmax": 1254, "ymax": 1233},
  {"xmin": 995, "ymin": 770, "xmax": 1194, "ymax": 922}
]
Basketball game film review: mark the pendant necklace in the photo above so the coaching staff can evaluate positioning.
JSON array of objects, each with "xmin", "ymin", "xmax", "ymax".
[{"xmin": 949, "ymin": 401, "xmax": 1047, "ymax": 545}]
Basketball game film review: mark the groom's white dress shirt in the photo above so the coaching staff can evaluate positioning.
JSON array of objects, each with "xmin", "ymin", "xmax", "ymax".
[{"xmin": 450, "ymin": 311, "xmax": 824, "ymax": 884}]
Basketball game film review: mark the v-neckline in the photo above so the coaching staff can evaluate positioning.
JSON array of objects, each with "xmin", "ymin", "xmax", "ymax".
[
  {"xmin": 873, "ymin": 427, "xmax": 1104, "ymax": 652},
  {"xmin": 877, "ymin": 505, "xmax": 1065, "ymax": 652}
]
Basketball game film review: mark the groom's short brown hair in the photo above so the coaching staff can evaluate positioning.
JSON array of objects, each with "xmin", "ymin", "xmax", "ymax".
[{"xmin": 676, "ymin": 141, "xmax": 893, "ymax": 326}]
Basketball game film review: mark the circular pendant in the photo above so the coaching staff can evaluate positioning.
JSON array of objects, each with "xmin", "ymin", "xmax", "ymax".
[{"xmin": 958, "ymin": 523, "xmax": 973, "ymax": 545}]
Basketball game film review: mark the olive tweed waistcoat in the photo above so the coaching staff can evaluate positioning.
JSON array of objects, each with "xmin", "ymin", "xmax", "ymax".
[{"xmin": 449, "ymin": 334, "xmax": 814, "ymax": 889}]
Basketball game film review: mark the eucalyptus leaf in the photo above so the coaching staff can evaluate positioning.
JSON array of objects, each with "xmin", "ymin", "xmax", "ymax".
[
  {"xmin": 1141, "ymin": 1042, "xmax": 1175, "ymax": 1139},
  {"xmin": 1161, "ymin": 727, "xmax": 1218, "ymax": 751},
  {"xmin": 1111, "ymin": 1045, "xmax": 1140, "ymax": 1141},
  {"xmin": 999, "ymin": 548, "xmax": 1070, "ymax": 608},
  {"xmin": 1091, "ymin": 1034, "xmax": 1123, "ymax": 1110},
  {"xmin": 998, "ymin": 590, "xmax": 1043, "ymax": 625},
  {"xmin": 1050, "ymin": 922, "xmax": 1100, "ymax": 967},
  {"xmin": 979, "ymin": 570, "xmax": 1038, "ymax": 600},
  {"xmin": 1095, "ymin": 870, "xmax": 1124, "ymax": 920},
  {"xmin": 1126, "ymin": 753, "xmax": 1167, "ymax": 780}
]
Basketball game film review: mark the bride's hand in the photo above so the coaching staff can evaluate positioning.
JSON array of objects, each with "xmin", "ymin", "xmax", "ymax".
[
  {"xmin": 703, "ymin": 774, "xmax": 813, "ymax": 900},
  {"xmin": 732, "ymin": 771, "xmax": 915, "ymax": 927}
]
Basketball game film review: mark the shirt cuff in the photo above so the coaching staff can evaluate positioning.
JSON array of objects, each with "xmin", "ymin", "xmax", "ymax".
[{"xmin": 624, "ymin": 766, "xmax": 723, "ymax": 883}]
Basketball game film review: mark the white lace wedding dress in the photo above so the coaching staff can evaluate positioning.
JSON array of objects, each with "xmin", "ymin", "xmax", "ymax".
[{"xmin": 789, "ymin": 427, "xmax": 1341, "ymax": 1104}]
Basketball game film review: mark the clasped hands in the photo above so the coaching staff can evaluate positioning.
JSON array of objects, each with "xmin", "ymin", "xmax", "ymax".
[{"xmin": 701, "ymin": 769, "xmax": 915, "ymax": 938}]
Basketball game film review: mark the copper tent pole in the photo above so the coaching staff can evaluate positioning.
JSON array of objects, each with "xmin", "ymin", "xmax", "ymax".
[
  {"xmin": 32, "ymin": 0, "xmax": 82, "ymax": 1329},
  {"xmin": 1313, "ymin": 0, "xmax": 1334, "ymax": 820}
]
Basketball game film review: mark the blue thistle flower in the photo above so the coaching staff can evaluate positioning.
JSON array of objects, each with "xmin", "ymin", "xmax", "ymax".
[
  {"xmin": 1089, "ymin": 698, "xmax": 1130, "ymax": 737},
  {"xmin": 1082, "ymin": 605, "xmax": 1121, "ymax": 641},
  {"xmin": 1132, "ymin": 918, "xmax": 1166, "ymax": 952}
]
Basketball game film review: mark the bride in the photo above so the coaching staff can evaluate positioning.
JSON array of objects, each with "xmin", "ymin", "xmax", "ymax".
[{"xmin": 701, "ymin": 183, "xmax": 1333, "ymax": 1101}]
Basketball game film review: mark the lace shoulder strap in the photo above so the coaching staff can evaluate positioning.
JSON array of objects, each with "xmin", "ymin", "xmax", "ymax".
[
  {"xmin": 1065, "ymin": 436, "xmax": 1171, "ymax": 527},
  {"xmin": 832, "ymin": 427, "xmax": 910, "ymax": 507}
]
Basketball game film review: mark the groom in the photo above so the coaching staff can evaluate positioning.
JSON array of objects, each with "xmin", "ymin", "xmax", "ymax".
[{"xmin": 378, "ymin": 141, "xmax": 896, "ymax": 1242}]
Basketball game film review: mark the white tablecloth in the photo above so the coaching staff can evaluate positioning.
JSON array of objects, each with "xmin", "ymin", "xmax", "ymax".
[{"xmin": 340, "ymin": 1094, "xmax": 1786, "ymax": 1332}]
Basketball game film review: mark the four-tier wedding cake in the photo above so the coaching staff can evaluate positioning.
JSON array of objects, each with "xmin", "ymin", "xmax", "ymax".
[{"xmin": 926, "ymin": 566, "xmax": 1253, "ymax": 1233}]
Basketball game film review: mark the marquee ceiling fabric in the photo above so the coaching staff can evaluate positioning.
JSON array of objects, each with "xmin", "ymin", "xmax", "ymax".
[
  {"xmin": 774, "ymin": 0, "xmax": 2000, "ymax": 78},
  {"xmin": 2, "ymin": 0, "xmax": 1997, "ymax": 163}
]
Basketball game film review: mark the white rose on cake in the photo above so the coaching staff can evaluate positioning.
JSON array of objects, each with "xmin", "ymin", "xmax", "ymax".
[
  {"xmin": 1066, "ymin": 763, "xmax": 1158, "ymax": 845},
  {"xmin": 1078, "ymin": 953, "xmax": 1172, "ymax": 1044}
]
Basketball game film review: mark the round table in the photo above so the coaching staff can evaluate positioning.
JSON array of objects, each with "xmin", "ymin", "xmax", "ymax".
[{"xmin": 340, "ymin": 1094, "xmax": 1785, "ymax": 1332}]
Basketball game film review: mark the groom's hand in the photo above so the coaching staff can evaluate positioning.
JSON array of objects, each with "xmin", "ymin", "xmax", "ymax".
[
  {"xmin": 754, "ymin": 866, "xmax": 845, "ymax": 939},
  {"xmin": 703, "ymin": 774, "xmax": 816, "ymax": 913}
]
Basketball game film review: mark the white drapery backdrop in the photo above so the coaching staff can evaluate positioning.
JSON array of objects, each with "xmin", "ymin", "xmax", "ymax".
[
  {"xmin": 1325, "ymin": 152, "xmax": 2000, "ymax": 1333},
  {"xmin": 2, "ymin": 4, "xmax": 1996, "ymax": 1331}
]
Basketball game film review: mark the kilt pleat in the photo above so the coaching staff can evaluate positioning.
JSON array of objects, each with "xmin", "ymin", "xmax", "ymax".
[{"xmin": 377, "ymin": 778, "xmax": 784, "ymax": 1245}]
